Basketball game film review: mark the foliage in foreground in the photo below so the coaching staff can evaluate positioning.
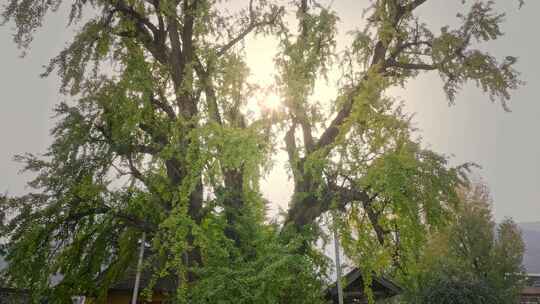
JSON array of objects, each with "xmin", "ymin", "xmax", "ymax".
[{"xmin": 0, "ymin": 0, "xmax": 524, "ymax": 303}]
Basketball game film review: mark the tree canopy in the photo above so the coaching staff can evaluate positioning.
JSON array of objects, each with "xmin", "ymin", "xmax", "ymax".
[{"xmin": 0, "ymin": 0, "xmax": 523, "ymax": 303}]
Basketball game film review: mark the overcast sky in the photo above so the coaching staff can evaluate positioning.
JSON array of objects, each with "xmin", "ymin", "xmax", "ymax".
[{"xmin": 1, "ymin": 0, "xmax": 539, "ymax": 223}]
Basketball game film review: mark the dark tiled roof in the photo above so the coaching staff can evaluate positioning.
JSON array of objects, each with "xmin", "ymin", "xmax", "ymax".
[
  {"xmin": 326, "ymin": 268, "xmax": 401, "ymax": 303},
  {"xmin": 527, "ymin": 274, "xmax": 540, "ymax": 288},
  {"xmin": 0, "ymin": 287, "xmax": 30, "ymax": 304}
]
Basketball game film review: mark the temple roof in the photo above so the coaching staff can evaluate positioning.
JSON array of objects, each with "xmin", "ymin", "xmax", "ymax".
[{"xmin": 326, "ymin": 268, "xmax": 401, "ymax": 303}]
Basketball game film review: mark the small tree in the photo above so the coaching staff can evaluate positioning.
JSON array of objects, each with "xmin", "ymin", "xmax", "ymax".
[{"xmin": 403, "ymin": 183, "xmax": 526, "ymax": 304}]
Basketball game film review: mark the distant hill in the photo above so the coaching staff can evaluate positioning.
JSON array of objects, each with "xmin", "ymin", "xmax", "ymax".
[{"xmin": 519, "ymin": 222, "xmax": 540, "ymax": 273}]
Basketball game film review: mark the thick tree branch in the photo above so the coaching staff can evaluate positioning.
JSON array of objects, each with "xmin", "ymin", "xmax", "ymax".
[
  {"xmin": 402, "ymin": 0, "xmax": 429, "ymax": 16},
  {"xmin": 314, "ymin": 85, "xmax": 359, "ymax": 152},
  {"xmin": 166, "ymin": 15, "xmax": 188, "ymax": 116},
  {"xmin": 386, "ymin": 58, "xmax": 437, "ymax": 70},
  {"xmin": 150, "ymin": 94, "xmax": 176, "ymax": 120},
  {"xmin": 193, "ymin": 57, "xmax": 223, "ymax": 125},
  {"xmin": 113, "ymin": 0, "xmax": 159, "ymax": 36},
  {"xmin": 284, "ymin": 122, "xmax": 299, "ymax": 182},
  {"xmin": 94, "ymin": 124, "xmax": 163, "ymax": 156},
  {"xmin": 294, "ymin": 0, "xmax": 315, "ymax": 153},
  {"xmin": 313, "ymin": 0, "xmax": 431, "ymax": 154},
  {"xmin": 285, "ymin": 182, "xmax": 373, "ymax": 229},
  {"xmin": 389, "ymin": 40, "xmax": 432, "ymax": 59},
  {"xmin": 110, "ymin": 0, "xmax": 168, "ymax": 63},
  {"xmin": 63, "ymin": 203, "xmax": 156, "ymax": 233},
  {"xmin": 362, "ymin": 200, "xmax": 387, "ymax": 246}
]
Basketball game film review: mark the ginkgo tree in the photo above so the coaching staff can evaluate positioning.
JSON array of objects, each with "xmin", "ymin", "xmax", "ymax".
[{"xmin": 0, "ymin": 0, "xmax": 523, "ymax": 303}]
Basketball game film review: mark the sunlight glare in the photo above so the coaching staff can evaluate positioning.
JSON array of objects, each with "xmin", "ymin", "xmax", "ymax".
[{"xmin": 262, "ymin": 94, "xmax": 281, "ymax": 112}]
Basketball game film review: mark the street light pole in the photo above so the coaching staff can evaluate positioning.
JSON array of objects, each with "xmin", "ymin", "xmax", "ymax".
[
  {"xmin": 333, "ymin": 221, "xmax": 344, "ymax": 304},
  {"xmin": 131, "ymin": 232, "xmax": 146, "ymax": 304}
]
